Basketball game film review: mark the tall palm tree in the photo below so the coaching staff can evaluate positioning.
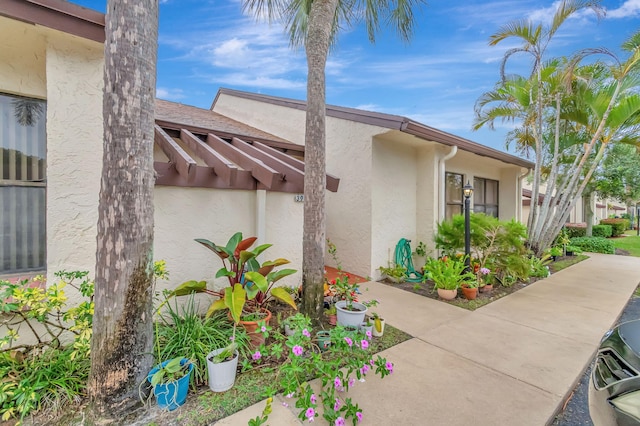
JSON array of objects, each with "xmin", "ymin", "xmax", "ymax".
[
  {"xmin": 88, "ymin": 0, "xmax": 158, "ymax": 417},
  {"xmin": 244, "ymin": 0, "xmax": 425, "ymax": 322},
  {"xmin": 475, "ymin": 11, "xmax": 640, "ymax": 253}
]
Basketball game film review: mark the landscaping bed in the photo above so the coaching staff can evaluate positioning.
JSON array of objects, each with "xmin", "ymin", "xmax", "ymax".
[{"xmin": 379, "ymin": 255, "xmax": 589, "ymax": 311}]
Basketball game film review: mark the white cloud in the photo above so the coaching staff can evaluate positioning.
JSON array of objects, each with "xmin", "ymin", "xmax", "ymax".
[
  {"xmin": 156, "ymin": 87, "xmax": 185, "ymax": 100},
  {"xmin": 607, "ymin": 0, "xmax": 640, "ymax": 18}
]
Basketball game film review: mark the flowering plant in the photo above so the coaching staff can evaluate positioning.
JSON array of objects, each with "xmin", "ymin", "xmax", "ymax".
[
  {"xmin": 249, "ymin": 314, "xmax": 393, "ymax": 424},
  {"xmin": 424, "ymin": 256, "xmax": 476, "ymax": 291},
  {"xmin": 477, "ymin": 267, "xmax": 492, "ymax": 288}
]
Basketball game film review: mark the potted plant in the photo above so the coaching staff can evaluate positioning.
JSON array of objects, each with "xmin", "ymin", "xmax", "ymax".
[
  {"xmin": 331, "ymin": 274, "xmax": 368, "ymax": 327},
  {"xmin": 168, "ymin": 232, "xmax": 298, "ymax": 346},
  {"xmin": 371, "ymin": 312, "xmax": 385, "ymax": 337},
  {"xmin": 460, "ymin": 281, "xmax": 478, "ymax": 300},
  {"xmin": 477, "ymin": 267, "xmax": 493, "ymax": 293},
  {"xmin": 424, "ymin": 256, "xmax": 475, "ymax": 300},
  {"xmin": 207, "ymin": 341, "xmax": 239, "ymax": 392},
  {"xmin": 147, "ymin": 357, "xmax": 193, "ymax": 411},
  {"xmin": 378, "ymin": 263, "xmax": 408, "ymax": 283},
  {"xmin": 324, "ymin": 304, "xmax": 337, "ymax": 326},
  {"xmin": 359, "ymin": 316, "xmax": 374, "ymax": 335},
  {"xmin": 549, "ymin": 246, "xmax": 563, "ymax": 261},
  {"xmin": 283, "ymin": 313, "xmax": 310, "ymax": 336}
]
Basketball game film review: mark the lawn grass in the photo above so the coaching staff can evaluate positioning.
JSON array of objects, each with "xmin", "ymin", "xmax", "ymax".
[
  {"xmin": 549, "ymin": 254, "xmax": 589, "ymax": 273},
  {"xmin": 613, "ymin": 233, "xmax": 640, "ymax": 257}
]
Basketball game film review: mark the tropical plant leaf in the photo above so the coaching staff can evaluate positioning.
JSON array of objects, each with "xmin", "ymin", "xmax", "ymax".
[
  {"xmin": 252, "ymin": 244, "xmax": 272, "ymax": 258},
  {"xmin": 206, "ymin": 298, "xmax": 227, "ymax": 318},
  {"xmin": 227, "ymin": 284, "xmax": 246, "ymax": 324},
  {"xmin": 235, "ymin": 237, "xmax": 258, "ymax": 257},
  {"xmin": 168, "ymin": 280, "xmax": 207, "ymax": 296},
  {"xmin": 215, "ymin": 268, "xmax": 235, "ymax": 279},
  {"xmin": 243, "ymin": 272, "xmax": 268, "ymax": 298},
  {"xmin": 270, "ymin": 287, "xmax": 298, "ymax": 310},
  {"xmin": 239, "ymin": 250, "xmax": 257, "ymax": 267},
  {"xmin": 266, "ymin": 268, "xmax": 297, "ymax": 284},
  {"xmin": 225, "ymin": 232, "xmax": 243, "ymax": 255},
  {"xmin": 195, "ymin": 238, "xmax": 231, "ymax": 259}
]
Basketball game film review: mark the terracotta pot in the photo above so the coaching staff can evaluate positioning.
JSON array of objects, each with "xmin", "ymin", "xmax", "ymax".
[
  {"xmin": 327, "ymin": 314, "xmax": 337, "ymax": 326},
  {"xmin": 437, "ymin": 288, "xmax": 457, "ymax": 300},
  {"xmin": 461, "ymin": 285, "xmax": 478, "ymax": 300},
  {"xmin": 233, "ymin": 309, "xmax": 272, "ymax": 347},
  {"xmin": 480, "ymin": 284, "xmax": 493, "ymax": 294}
]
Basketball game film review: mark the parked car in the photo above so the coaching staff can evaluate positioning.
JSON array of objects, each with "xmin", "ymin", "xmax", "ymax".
[{"xmin": 589, "ymin": 319, "xmax": 640, "ymax": 425}]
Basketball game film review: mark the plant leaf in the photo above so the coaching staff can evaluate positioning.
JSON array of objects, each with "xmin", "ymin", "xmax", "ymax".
[
  {"xmin": 195, "ymin": 238, "xmax": 231, "ymax": 259},
  {"xmin": 215, "ymin": 268, "xmax": 235, "ymax": 279},
  {"xmin": 235, "ymin": 237, "xmax": 258, "ymax": 257},
  {"xmin": 243, "ymin": 272, "xmax": 268, "ymax": 297},
  {"xmin": 227, "ymin": 284, "xmax": 246, "ymax": 324},
  {"xmin": 266, "ymin": 268, "xmax": 297, "ymax": 284},
  {"xmin": 205, "ymin": 298, "xmax": 227, "ymax": 318},
  {"xmin": 168, "ymin": 280, "xmax": 207, "ymax": 296},
  {"xmin": 270, "ymin": 287, "xmax": 298, "ymax": 310}
]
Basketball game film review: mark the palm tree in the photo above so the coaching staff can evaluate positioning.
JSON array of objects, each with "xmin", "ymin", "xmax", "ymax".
[
  {"xmin": 474, "ymin": 0, "xmax": 640, "ymax": 253},
  {"xmin": 244, "ymin": 0, "xmax": 425, "ymax": 322},
  {"xmin": 88, "ymin": 0, "xmax": 158, "ymax": 417}
]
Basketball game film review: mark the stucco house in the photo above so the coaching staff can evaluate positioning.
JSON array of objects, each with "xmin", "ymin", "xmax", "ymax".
[
  {"xmin": 0, "ymin": 0, "xmax": 534, "ymax": 288},
  {"xmin": 212, "ymin": 89, "xmax": 534, "ymax": 278}
]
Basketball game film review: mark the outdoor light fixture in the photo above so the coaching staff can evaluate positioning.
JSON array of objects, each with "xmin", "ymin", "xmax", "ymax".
[{"xmin": 463, "ymin": 181, "xmax": 473, "ymax": 273}]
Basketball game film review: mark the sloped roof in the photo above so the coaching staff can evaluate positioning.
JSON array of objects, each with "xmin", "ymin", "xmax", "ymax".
[
  {"xmin": 213, "ymin": 88, "xmax": 535, "ymax": 169},
  {"xmin": 154, "ymin": 100, "xmax": 339, "ymax": 193}
]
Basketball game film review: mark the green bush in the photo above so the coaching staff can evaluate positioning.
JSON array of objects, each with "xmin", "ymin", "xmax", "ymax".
[
  {"xmin": 570, "ymin": 237, "xmax": 615, "ymax": 254},
  {"xmin": 565, "ymin": 225, "xmax": 586, "ymax": 238},
  {"xmin": 600, "ymin": 218, "xmax": 629, "ymax": 237},
  {"xmin": 592, "ymin": 224, "xmax": 612, "ymax": 238},
  {"xmin": 435, "ymin": 213, "xmax": 530, "ymax": 284}
]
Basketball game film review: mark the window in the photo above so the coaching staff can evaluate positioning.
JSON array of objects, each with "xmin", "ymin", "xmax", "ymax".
[
  {"xmin": 445, "ymin": 172, "xmax": 463, "ymax": 219},
  {"xmin": 474, "ymin": 177, "xmax": 499, "ymax": 218},
  {"xmin": 0, "ymin": 93, "xmax": 46, "ymax": 274}
]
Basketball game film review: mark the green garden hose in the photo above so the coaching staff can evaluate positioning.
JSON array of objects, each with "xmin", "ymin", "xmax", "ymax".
[{"xmin": 394, "ymin": 238, "xmax": 423, "ymax": 283}]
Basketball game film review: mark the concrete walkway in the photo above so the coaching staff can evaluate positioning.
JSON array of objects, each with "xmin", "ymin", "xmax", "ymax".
[{"xmin": 216, "ymin": 253, "xmax": 640, "ymax": 425}]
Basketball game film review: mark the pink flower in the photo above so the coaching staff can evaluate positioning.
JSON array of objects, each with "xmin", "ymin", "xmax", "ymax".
[
  {"xmin": 385, "ymin": 361, "xmax": 394, "ymax": 373},
  {"xmin": 282, "ymin": 402, "xmax": 289, "ymax": 407},
  {"xmin": 229, "ymin": 336, "xmax": 235, "ymax": 342},
  {"xmin": 348, "ymin": 377, "xmax": 355, "ymax": 387},
  {"xmin": 334, "ymin": 398, "xmax": 341, "ymax": 411},
  {"xmin": 344, "ymin": 337, "xmax": 353, "ymax": 347},
  {"xmin": 302, "ymin": 328, "xmax": 311, "ymax": 338},
  {"xmin": 366, "ymin": 330, "xmax": 372, "ymax": 340},
  {"xmin": 252, "ymin": 351, "xmax": 262, "ymax": 361},
  {"xmin": 305, "ymin": 407, "xmax": 315, "ymax": 422},
  {"xmin": 335, "ymin": 417, "xmax": 345, "ymax": 426},
  {"xmin": 356, "ymin": 411, "xmax": 363, "ymax": 423},
  {"xmin": 310, "ymin": 393, "xmax": 316, "ymax": 404},
  {"xmin": 370, "ymin": 359, "xmax": 375, "ymax": 366},
  {"xmin": 334, "ymin": 377, "xmax": 342, "ymax": 389},
  {"xmin": 480, "ymin": 267, "xmax": 491, "ymax": 275},
  {"xmin": 261, "ymin": 325, "xmax": 267, "ymax": 332},
  {"xmin": 361, "ymin": 339, "xmax": 369, "ymax": 349},
  {"xmin": 292, "ymin": 345, "xmax": 303, "ymax": 356},
  {"xmin": 286, "ymin": 392, "xmax": 294, "ymax": 399},
  {"xmin": 360, "ymin": 364, "xmax": 370, "ymax": 375}
]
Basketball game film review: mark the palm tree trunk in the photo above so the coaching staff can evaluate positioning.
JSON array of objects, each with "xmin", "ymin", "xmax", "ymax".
[
  {"xmin": 301, "ymin": 0, "xmax": 339, "ymax": 325},
  {"xmin": 88, "ymin": 0, "xmax": 158, "ymax": 417}
]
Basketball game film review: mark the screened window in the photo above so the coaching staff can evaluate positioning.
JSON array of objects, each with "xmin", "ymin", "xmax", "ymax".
[
  {"xmin": 445, "ymin": 172, "xmax": 463, "ymax": 219},
  {"xmin": 0, "ymin": 93, "xmax": 46, "ymax": 274},
  {"xmin": 474, "ymin": 177, "xmax": 499, "ymax": 218}
]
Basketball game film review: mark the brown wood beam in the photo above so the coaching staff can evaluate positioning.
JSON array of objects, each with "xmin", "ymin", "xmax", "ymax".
[
  {"xmin": 155, "ymin": 119, "xmax": 305, "ymax": 156},
  {"xmin": 253, "ymin": 141, "xmax": 340, "ymax": 192},
  {"xmin": 231, "ymin": 137, "xmax": 304, "ymax": 189},
  {"xmin": 154, "ymin": 162, "xmax": 255, "ymax": 190},
  {"xmin": 207, "ymin": 133, "xmax": 279, "ymax": 189},
  {"xmin": 180, "ymin": 129, "xmax": 238, "ymax": 186},
  {"xmin": 154, "ymin": 125, "xmax": 196, "ymax": 182}
]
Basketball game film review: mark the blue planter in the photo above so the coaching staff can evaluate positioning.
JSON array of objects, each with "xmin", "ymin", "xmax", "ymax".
[{"xmin": 147, "ymin": 358, "xmax": 193, "ymax": 411}]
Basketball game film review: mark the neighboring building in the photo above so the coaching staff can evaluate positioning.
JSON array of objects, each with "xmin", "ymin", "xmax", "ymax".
[{"xmin": 212, "ymin": 89, "xmax": 534, "ymax": 278}]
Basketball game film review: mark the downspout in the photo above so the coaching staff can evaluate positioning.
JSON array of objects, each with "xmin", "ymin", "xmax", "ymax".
[
  {"xmin": 256, "ymin": 189, "xmax": 266, "ymax": 246},
  {"xmin": 438, "ymin": 146, "xmax": 458, "ymax": 222},
  {"xmin": 518, "ymin": 168, "xmax": 532, "ymax": 224}
]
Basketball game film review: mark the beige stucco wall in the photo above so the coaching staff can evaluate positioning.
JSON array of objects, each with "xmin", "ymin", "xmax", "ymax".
[
  {"xmin": 0, "ymin": 18, "xmax": 105, "ymax": 283},
  {"xmin": 153, "ymin": 187, "xmax": 302, "ymax": 293},
  {"xmin": 213, "ymin": 93, "xmax": 386, "ymax": 278}
]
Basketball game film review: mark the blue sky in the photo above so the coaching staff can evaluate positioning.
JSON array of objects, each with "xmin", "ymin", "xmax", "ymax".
[{"xmin": 73, "ymin": 0, "xmax": 639, "ymax": 153}]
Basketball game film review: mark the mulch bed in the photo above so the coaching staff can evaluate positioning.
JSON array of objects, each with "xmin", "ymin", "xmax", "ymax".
[{"xmin": 377, "ymin": 255, "xmax": 582, "ymax": 310}]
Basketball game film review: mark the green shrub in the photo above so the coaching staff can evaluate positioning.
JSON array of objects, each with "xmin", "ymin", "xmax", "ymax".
[
  {"xmin": 435, "ymin": 213, "xmax": 530, "ymax": 284},
  {"xmin": 570, "ymin": 237, "xmax": 615, "ymax": 254},
  {"xmin": 592, "ymin": 224, "xmax": 612, "ymax": 238},
  {"xmin": 600, "ymin": 218, "xmax": 630, "ymax": 237},
  {"xmin": 565, "ymin": 225, "xmax": 586, "ymax": 238}
]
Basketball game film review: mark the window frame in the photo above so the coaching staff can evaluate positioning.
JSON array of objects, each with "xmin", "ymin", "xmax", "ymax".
[
  {"xmin": 445, "ymin": 172, "xmax": 464, "ymax": 220},
  {"xmin": 473, "ymin": 177, "xmax": 499, "ymax": 218}
]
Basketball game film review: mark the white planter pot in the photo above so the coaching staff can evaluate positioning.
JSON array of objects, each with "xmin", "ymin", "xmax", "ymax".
[
  {"xmin": 372, "ymin": 318, "xmax": 385, "ymax": 337},
  {"xmin": 335, "ymin": 301, "xmax": 367, "ymax": 327},
  {"xmin": 207, "ymin": 348, "xmax": 239, "ymax": 392},
  {"xmin": 359, "ymin": 322, "xmax": 373, "ymax": 335}
]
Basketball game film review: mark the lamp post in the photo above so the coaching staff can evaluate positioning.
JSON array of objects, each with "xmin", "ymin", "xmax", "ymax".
[{"xmin": 463, "ymin": 181, "xmax": 474, "ymax": 273}]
